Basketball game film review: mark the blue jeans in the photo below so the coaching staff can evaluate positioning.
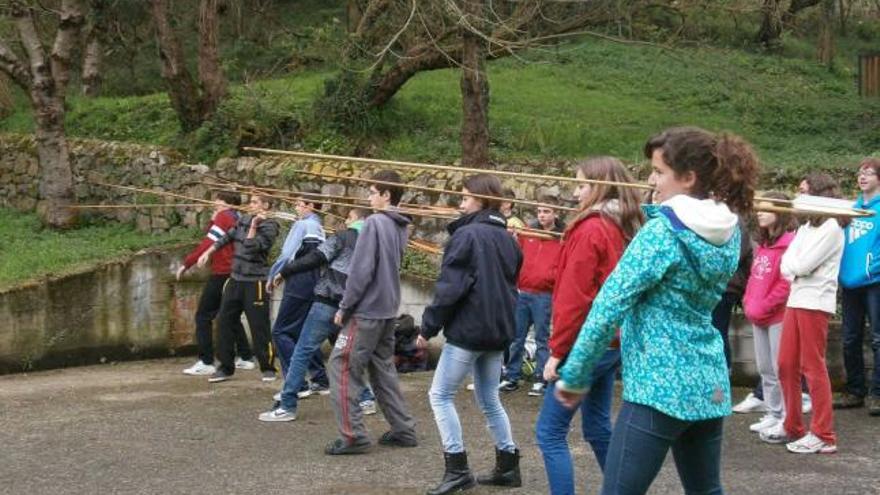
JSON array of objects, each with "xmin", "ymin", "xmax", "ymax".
[
  {"xmin": 272, "ymin": 288, "xmax": 326, "ymax": 384},
  {"xmin": 602, "ymin": 402, "xmax": 724, "ymax": 495},
  {"xmin": 536, "ymin": 349, "xmax": 620, "ymax": 495},
  {"xmin": 506, "ymin": 291, "xmax": 551, "ymax": 382},
  {"xmin": 841, "ymin": 284, "xmax": 880, "ymax": 398},
  {"xmin": 279, "ymin": 302, "xmax": 372, "ymax": 411},
  {"xmin": 429, "ymin": 343, "xmax": 516, "ymax": 454}
]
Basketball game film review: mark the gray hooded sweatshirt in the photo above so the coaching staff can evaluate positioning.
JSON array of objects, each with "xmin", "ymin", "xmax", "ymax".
[{"xmin": 338, "ymin": 208, "xmax": 411, "ymax": 320}]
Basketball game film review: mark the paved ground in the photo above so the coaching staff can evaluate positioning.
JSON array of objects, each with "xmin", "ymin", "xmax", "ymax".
[{"xmin": 1, "ymin": 358, "xmax": 878, "ymax": 495}]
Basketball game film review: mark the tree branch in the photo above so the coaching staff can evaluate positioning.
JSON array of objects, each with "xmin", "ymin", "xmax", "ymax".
[
  {"xmin": 0, "ymin": 40, "xmax": 31, "ymax": 89},
  {"xmin": 51, "ymin": 0, "xmax": 86, "ymax": 98}
]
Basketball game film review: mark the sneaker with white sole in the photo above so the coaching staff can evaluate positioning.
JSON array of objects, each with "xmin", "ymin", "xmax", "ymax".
[
  {"xmin": 261, "ymin": 371, "xmax": 277, "ymax": 382},
  {"xmin": 273, "ymin": 392, "xmax": 281, "ymax": 402},
  {"xmin": 208, "ymin": 370, "xmax": 232, "ymax": 383},
  {"xmin": 183, "ymin": 361, "xmax": 215, "ymax": 376},
  {"xmin": 528, "ymin": 382, "xmax": 546, "ymax": 397},
  {"xmin": 786, "ymin": 432, "xmax": 837, "ymax": 454},
  {"xmin": 235, "ymin": 357, "xmax": 256, "ymax": 370},
  {"xmin": 298, "ymin": 382, "xmax": 330, "ymax": 399},
  {"xmin": 759, "ymin": 422, "xmax": 791, "ymax": 444},
  {"xmin": 749, "ymin": 414, "xmax": 780, "ymax": 433},
  {"xmin": 465, "ymin": 383, "xmax": 475, "ymax": 391},
  {"xmin": 258, "ymin": 407, "xmax": 297, "ymax": 422},
  {"xmin": 802, "ymin": 393, "xmax": 812, "ymax": 414},
  {"xmin": 498, "ymin": 380, "xmax": 519, "ymax": 392},
  {"xmin": 360, "ymin": 400, "xmax": 377, "ymax": 415},
  {"xmin": 732, "ymin": 393, "xmax": 767, "ymax": 414}
]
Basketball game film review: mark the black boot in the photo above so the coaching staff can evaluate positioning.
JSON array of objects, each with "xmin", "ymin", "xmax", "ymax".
[
  {"xmin": 477, "ymin": 448, "xmax": 521, "ymax": 487},
  {"xmin": 426, "ymin": 451, "xmax": 476, "ymax": 495}
]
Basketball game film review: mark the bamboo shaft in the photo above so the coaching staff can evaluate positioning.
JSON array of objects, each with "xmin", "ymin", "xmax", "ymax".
[
  {"xmin": 243, "ymin": 147, "xmax": 654, "ymax": 190},
  {"xmin": 70, "ymin": 203, "xmax": 206, "ymax": 209}
]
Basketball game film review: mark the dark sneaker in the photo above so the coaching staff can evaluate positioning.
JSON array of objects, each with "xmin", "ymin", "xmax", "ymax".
[
  {"xmin": 208, "ymin": 370, "xmax": 232, "ymax": 383},
  {"xmin": 261, "ymin": 370, "xmax": 277, "ymax": 382},
  {"xmin": 832, "ymin": 392, "xmax": 864, "ymax": 410},
  {"xmin": 379, "ymin": 430, "xmax": 418, "ymax": 448},
  {"xmin": 324, "ymin": 437, "xmax": 372, "ymax": 455},
  {"xmin": 298, "ymin": 382, "xmax": 330, "ymax": 399},
  {"xmin": 498, "ymin": 380, "xmax": 519, "ymax": 393},
  {"xmin": 868, "ymin": 396, "xmax": 880, "ymax": 417}
]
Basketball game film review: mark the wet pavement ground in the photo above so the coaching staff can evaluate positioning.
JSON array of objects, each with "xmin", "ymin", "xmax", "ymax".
[{"xmin": 1, "ymin": 358, "xmax": 878, "ymax": 494}]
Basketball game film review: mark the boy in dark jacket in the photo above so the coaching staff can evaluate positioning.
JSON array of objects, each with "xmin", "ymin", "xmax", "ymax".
[
  {"xmin": 501, "ymin": 199, "xmax": 564, "ymax": 396},
  {"xmin": 177, "ymin": 191, "xmax": 254, "ymax": 376},
  {"xmin": 324, "ymin": 171, "xmax": 418, "ymax": 455},
  {"xmin": 197, "ymin": 194, "xmax": 280, "ymax": 383}
]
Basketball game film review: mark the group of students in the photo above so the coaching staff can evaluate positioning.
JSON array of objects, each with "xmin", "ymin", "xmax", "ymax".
[
  {"xmin": 730, "ymin": 162, "xmax": 880, "ymax": 457},
  {"xmin": 175, "ymin": 126, "xmax": 879, "ymax": 495}
]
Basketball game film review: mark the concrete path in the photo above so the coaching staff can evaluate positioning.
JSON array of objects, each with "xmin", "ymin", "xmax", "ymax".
[{"xmin": 1, "ymin": 358, "xmax": 878, "ymax": 494}]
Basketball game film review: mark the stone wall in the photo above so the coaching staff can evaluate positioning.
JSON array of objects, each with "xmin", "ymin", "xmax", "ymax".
[{"xmin": 0, "ymin": 134, "xmax": 572, "ymax": 245}]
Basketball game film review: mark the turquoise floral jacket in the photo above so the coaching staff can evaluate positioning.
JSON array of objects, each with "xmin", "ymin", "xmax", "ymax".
[{"xmin": 558, "ymin": 204, "xmax": 740, "ymax": 421}]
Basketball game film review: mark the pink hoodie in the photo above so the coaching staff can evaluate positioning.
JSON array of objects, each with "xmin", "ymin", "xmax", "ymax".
[{"xmin": 743, "ymin": 231, "xmax": 795, "ymax": 327}]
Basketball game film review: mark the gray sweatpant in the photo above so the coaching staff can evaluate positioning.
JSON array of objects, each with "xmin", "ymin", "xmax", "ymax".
[
  {"xmin": 328, "ymin": 316, "xmax": 417, "ymax": 444},
  {"xmin": 754, "ymin": 322, "xmax": 785, "ymax": 420}
]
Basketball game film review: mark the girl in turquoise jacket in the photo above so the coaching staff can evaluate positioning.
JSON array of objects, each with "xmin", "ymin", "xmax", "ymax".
[{"xmin": 556, "ymin": 127, "xmax": 759, "ymax": 495}]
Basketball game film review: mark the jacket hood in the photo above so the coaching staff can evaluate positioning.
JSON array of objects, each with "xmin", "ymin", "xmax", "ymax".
[
  {"xmin": 661, "ymin": 195, "xmax": 738, "ymax": 246},
  {"xmin": 855, "ymin": 193, "xmax": 880, "ymax": 209},
  {"xmin": 644, "ymin": 196, "xmax": 741, "ymax": 285},
  {"xmin": 379, "ymin": 207, "xmax": 413, "ymax": 227},
  {"xmin": 448, "ymin": 208, "xmax": 507, "ymax": 235}
]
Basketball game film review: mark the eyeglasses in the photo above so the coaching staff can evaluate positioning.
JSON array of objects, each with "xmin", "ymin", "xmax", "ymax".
[{"xmin": 858, "ymin": 170, "xmax": 877, "ymax": 177}]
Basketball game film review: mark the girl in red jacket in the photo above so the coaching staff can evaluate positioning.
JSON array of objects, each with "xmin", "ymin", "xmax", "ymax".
[
  {"xmin": 535, "ymin": 157, "xmax": 644, "ymax": 495},
  {"xmin": 742, "ymin": 192, "xmax": 797, "ymax": 435}
]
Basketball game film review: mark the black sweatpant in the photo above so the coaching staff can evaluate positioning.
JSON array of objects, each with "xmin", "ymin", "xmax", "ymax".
[
  {"xmin": 195, "ymin": 274, "xmax": 253, "ymax": 366},
  {"xmin": 217, "ymin": 279, "xmax": 275, "ymax": 375}
]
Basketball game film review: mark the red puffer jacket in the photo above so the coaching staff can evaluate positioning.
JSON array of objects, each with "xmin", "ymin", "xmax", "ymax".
[
  {"xmin": 550, "ymin": 212, "xmax": 626, "ymax": 359},
  {"xmin": 516, "ymin": 221, "xmax": 564, "ymax": 294}
]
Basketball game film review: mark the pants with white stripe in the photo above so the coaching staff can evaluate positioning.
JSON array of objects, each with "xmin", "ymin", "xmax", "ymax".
[{"xmin": 328, "ymin": 316, "xmax": 416, "ymax": 444}]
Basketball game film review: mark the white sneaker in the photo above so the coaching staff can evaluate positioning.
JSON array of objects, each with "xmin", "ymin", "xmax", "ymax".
[
  {"xmin": 273, "ymin": 392, "xmax": 281, "ymax": 402},
  {"xmin": 786, "ymin": 432, "xmax": 837, "ymax": 454},
  {"xmin": 360, "ymin": 400, "xmax": 377, "ymax": 415},
  {"xmin": 465, "ymin": 383, "xmax": 475, "ymax": 391},
  {"xmin": 732, "ymin": 393, "xmax": 767, "ymax": 414},
  {"xmin": 759, "ymin": 422, "xmax": 791, "ymax": 444},
  {"xmin": 749, "ymin": 414, "xmax": 780, "ymax": 433},
  {"xmin": 258, "ymin": 408, "xmax": 297, "ymax": 423},
  {"xmin": 235, "ymin": 357, "xmax": 256, "ymax": 370},
  {"xmin": 528, "ymin": 382, "xmax": 546, "ymax": 397},
  {"xmin": 802, "ymin": 393, "xmax": 812, "ymax": 414},
  {"xmin": 183, "ymin": 361, "xmax": 216, "ymax": 376}
]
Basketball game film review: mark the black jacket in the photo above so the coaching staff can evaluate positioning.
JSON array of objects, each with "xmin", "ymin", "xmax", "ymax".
[
  {"xmin": 214, "ymin": 214, "xmax": 280, "ymax": 282},
  {"xmin": 279, "ymin": 238, "xmax": 322, "ymax": 300},
  {"xmin": 421, "ymin": 209, "xmax": 523, "ymax": 351}
]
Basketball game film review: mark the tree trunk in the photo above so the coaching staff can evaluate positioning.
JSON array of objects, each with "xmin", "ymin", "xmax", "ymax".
[
  {"xmin": 459, "ymin": 0, "xmax": 490, "ymax": 168},
  {"xmin": 757, "ymin": 0, "xmax": 784, "ymax": 48},
  {"xmin": 783, "ymin": 0, "xmax": 822, "ymax": 24},
  {"xmin": 33, "ymin": 104, "xmax": 76, "ymax": 228},
  {"xmin": 81, "ymin": 32, "xmax": 102, "ymax": 96},
  {"xmin": 197, "ymin": 0, "xmax": 226, "ymax": 122},
  {"xmin": 151, "ymin": 0, "xmax": 203, "ymax": 132},
  {"xmin": 817, "ymin": 0, "xmax": 836, "ymax": 67}
]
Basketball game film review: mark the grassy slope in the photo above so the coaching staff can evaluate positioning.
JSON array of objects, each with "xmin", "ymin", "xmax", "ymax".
[
  {"xmin": 0, "ymin": 209, "xmax": 197, "ymax": 290},
  {"xmin": 1, "ymin": 39, "xmax": 878, "ymax": 172}
]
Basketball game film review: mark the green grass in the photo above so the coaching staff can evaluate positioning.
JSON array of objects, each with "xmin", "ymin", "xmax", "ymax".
[
  {"xmin": 2, "ymin": 38, "xmax": 878, "ymax": 174},
  {"xmin": 0, "ymin": 208, "xmax": 198, "ymax": 291}
]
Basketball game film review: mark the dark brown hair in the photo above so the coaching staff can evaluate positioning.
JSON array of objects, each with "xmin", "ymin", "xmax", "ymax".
[
  {"xmin": 297, "ymin": 187, "xmax": 323, "ymax": 211},
  {"xmin": 568, "ymin": 156, "xmax": 645, "ymax": 241},
  {"xmin": 644, "ymin": 127, "xmax": 759, "ymax": 215},
  {"xmin": 215, "ymin": 191, "xmax": 241, "ymax": 206},
  {"xmin": 463, "ymin": 173, "xmax": 503, "ymax": 210},
  {"xmin": 756, "ymin": 191, "xmax": 797, "ymax": 246},
  {"xmin": 802, "ymin": 173, "xmax": 846, "ymax": 227},
  {"xmin": 372, "ymin": 170, "xmax": 404, "ymax": 206}
]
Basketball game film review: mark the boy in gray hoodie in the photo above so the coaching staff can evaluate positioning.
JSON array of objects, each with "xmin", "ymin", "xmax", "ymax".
[{"xmin": 325, "ymin": 170, "xmax": 418, "ymax": 455}]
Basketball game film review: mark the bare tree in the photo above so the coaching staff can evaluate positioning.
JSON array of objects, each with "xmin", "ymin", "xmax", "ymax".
[
  {"xmin": 757, "ymin": 0, "xmax": 784, "ymax": 47},
  {"xmin": 81, "ymin": 0, "xmax": 108, "ymax": 96},
  {"xmin": 0, "ymin": 0, "xmax": 85, "ymax": 228},
  {"xmin": 150, "ymin": 0, "xmax": 227, "ymax": 132}
]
